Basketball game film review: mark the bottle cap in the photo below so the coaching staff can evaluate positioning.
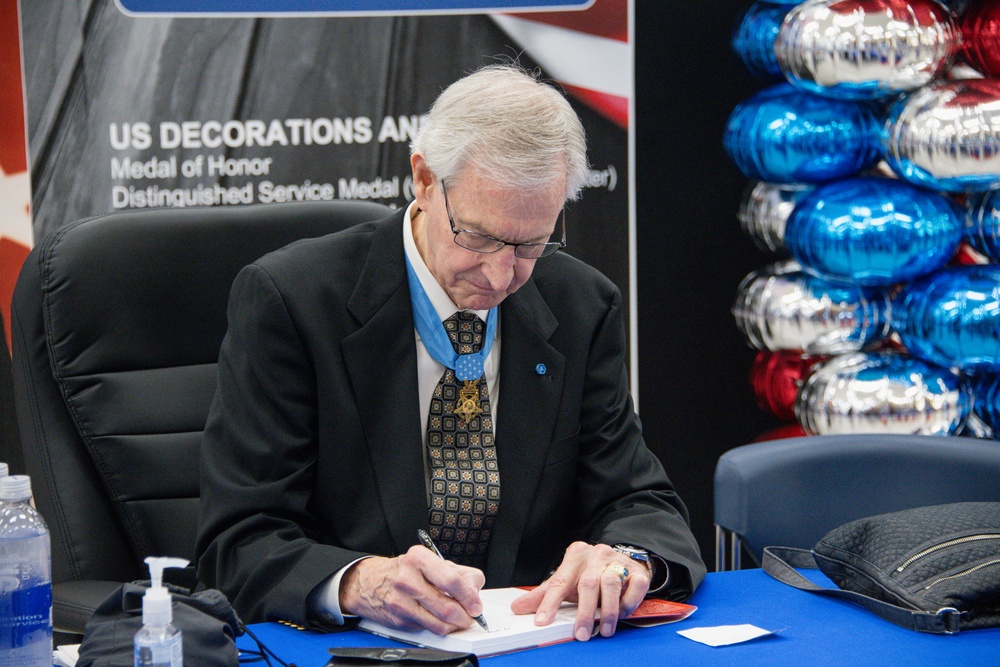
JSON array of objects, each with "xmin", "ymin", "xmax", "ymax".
[
  {"xmin": 142, "ymin": 556, "xmax": 189, "ymax": 627},
  {"xmin": 0, "ymin": 475, "xmax": 31, "ymax": 501},
  {"xmin": 0, "ymin": 462, "xmax": 8, "ymax": 478}
]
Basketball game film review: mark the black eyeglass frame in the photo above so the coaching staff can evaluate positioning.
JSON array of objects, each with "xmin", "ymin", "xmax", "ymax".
[{"xmin": 441, "ymin": 181, "xmax": 566, "ymax": 259}]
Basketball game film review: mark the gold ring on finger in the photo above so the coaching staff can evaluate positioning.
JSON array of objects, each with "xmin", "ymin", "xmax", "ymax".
[{"xmin": 606, "ymin": 562, "xmax": 629, "ymax": 583}]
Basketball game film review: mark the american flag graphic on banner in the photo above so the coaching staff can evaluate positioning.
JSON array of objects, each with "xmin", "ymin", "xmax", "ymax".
[
  {"xmin": 493, "ymin": 0, "xmax": 630, "ymax": 128},
  {"xmin": 0, "ymin": 0, "xmax": 32, "ymax": 349}
]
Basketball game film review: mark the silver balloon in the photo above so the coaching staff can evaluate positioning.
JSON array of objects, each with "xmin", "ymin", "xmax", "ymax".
[
  {"xmin": 738, "ymin": 181, "xmax": 813, "ymax": 253},
  {"xmin": 733, "ymin": 261, "xmax": 891, "ymax": 354},
  {"xmin": 884, "ymin": 78, "xmax": 1000, "ymax": 192},
  {"xmin": 775, "ymin": 0, "xmax": 959, "ymax": 99},
  {"xmin": 796, "ymin": 351, "xmax": 972, "ymax": 435}
]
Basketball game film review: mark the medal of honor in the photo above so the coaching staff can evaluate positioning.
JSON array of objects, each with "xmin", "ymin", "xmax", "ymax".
[
  {"xmin": 454, "ymin": 381, "xmax": 483, "ymax": 424},
  {"xmin": 406, "ymin": 256, "xmax": 496, "ymax": 426}
]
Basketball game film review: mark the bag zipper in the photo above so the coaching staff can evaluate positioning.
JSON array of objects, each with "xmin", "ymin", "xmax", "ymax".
[
  {"xmin": 895, "ymin": 534, "xmax": 1000, "ymax": 573},
  {"xmin": 923, "ymin": 558, "xmax": 1000, "ymax": 590}
]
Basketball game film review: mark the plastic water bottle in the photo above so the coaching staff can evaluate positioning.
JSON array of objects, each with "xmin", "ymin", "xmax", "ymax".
[{"xmin": 0, "ymin": 475, "xmax": 52, "ymax": 667}]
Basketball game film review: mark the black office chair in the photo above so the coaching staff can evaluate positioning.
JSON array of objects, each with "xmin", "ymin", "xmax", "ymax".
[
  {"xmin": 9, "ymin": 201, "xmax": 392, "ymax": 640},
  {"xmin": 714, "ymin": 434, "xmax": 1000, "ymax": 570}
]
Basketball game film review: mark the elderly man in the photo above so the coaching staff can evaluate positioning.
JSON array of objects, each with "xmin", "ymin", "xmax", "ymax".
[{"xmin": 196, "ymin": 64, "xmax": 705, "ymax": 644}]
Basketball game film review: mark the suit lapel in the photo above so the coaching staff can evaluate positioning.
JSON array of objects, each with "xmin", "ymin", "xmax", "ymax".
[
  {"xmin": 486, "ymin": 278, "xmax": 565, "ymax": 585},
  {"xmin": 341, "ymin": 212, "xmax": 427, "ymax": 556}
]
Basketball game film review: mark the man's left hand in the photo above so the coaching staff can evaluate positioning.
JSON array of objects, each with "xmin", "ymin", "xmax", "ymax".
[{"xmin": 509, "ymin": 541, "xmax": 651, "ymax": 641}]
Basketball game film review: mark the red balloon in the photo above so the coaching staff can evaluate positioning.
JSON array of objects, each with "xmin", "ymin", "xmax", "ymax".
[
  {"xmin": 952, "ymin": 242, "xmax": 990, "ymax": 266},
  {"xmin": 749, "ymin": 350, "xmax": 827, "ymax": 422},
  {"xmin": 961, "ymin": 0, "xmax": 1000, "ymax": 77}
]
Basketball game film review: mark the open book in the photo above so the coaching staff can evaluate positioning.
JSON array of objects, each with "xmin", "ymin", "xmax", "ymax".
[{"xmin": 357, "ymin": 587, "xmax": 696, "ymax": 657}]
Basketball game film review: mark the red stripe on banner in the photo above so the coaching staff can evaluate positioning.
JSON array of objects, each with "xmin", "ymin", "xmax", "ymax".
[
  {"xmin": 0, "ymin": 0, "xmax": 27, "ymax": 176},
  {"xmin": 507, "ymin": 0, "xmax": 627, "ymax": 43},
  {"xmin": 561, "ymin": 82, "xmax": 628, "ymax": 129},
  {"xmin": 0, "ymin": 238, "xmax": 29, "ymax": 352}
]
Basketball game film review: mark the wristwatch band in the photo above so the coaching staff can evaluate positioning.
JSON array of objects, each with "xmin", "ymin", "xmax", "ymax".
[
  {"xmin": 613, "ymin": 544, "xmax": 650, "ymax": 563},
  {"xmin": 612, "ymin": 544, "xmax": 669, "ymax": 593}
]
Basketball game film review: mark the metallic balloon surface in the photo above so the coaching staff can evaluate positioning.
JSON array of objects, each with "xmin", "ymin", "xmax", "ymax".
[
  {"xmin": 961, "ymin": 0, "xmax": 1000, "ymax": 77},
  {"xmin": 723, "ymin": 83, "xmax": 881, "ymax": 183},
  {"xmin": 796, "ymin": 351, "xmax": 972, "ymax": 435},
  {"xmin": 884, "ymin": 79, "xmax": 1000, "ymax": 192},
  {"xmin": 968, "ymin": 371, "xmax": 1000, "ymax": 437},
  {"xmin": 738, "ymin": 181, "xmax": 813, "ymax": 253},
  {"xmin": 784, "ymin": 177, "xmax": 964, "ymax": 286},
  {"xmin": 894, "ymin": 265, "xmax": 1000, "ymax": 371},
  {"xmin": 733, "ymin": 261, "xmax": 891, "ymax": 354},
  {"xmin": 732, "ymin": 2, "xmax": 792, "ymax": 80},
  {"xmin": 775, "ymin": 0, "xmax": 959, "ymax": 100},
  {"xmin": 750, "ymin": 350, "xmax": 828, "ymax": 421},
  {"xmin": 964, "ymin": 190, "xmax": 1000, "ymax": 262}
]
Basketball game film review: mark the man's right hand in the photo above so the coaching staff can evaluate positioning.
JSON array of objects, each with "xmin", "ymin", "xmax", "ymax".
[{"xmin": 339, "ymin": 545, "xmax": 486, "ymax": 635}]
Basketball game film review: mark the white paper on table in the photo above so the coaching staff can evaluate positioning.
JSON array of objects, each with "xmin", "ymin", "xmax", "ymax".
[
  {"xmin": 53, "ymin": 643, "xmax": 81, "ymax": 667},
  {"xmin": 677, "ymin": 624, "xmax": 783, "ymax": 647}
]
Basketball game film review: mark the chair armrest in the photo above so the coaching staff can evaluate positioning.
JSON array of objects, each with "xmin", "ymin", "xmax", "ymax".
[{"xmin": 53, "ymin": 580, "xmax": 126, "ymax": 635}]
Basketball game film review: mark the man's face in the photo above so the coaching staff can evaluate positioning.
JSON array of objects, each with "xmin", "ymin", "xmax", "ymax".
[{"xmin": 412, "ymin": 164, "xmax": 565, "ymax": 311}]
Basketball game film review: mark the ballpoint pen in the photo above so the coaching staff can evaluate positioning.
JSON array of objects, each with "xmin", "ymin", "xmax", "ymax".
[{"xmin": 417, "ymin": 528, "xmax": 490, "ymax": 632}]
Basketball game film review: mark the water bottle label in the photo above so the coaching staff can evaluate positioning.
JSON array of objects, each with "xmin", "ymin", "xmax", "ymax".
[{"xmin": 0, "ymin": 582, "xmax": 52, "ymax": 666}]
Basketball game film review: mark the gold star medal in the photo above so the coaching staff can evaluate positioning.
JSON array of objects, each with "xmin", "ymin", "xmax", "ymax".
[
  {"xmin": 453, "ymin": 354, "xmax": 485, "ymax": 424},
  {"xmin": 454, "ymin": 381, "xmax": 483, "ymax": 424}
]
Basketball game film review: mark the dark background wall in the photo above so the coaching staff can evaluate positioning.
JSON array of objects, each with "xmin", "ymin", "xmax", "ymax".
[{"xmin": 635, "ymin": 0, "xmax": 778, "ymax": 565}]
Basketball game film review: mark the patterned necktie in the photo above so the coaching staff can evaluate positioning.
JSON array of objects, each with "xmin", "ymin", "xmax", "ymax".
[{"xmin": 426, "ymin": 311, "xmax": 500, "ymax": 568}]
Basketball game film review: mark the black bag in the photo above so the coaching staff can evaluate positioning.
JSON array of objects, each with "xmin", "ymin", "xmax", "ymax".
[
  {"xmin": 763, "ymin": 502, "xmax": 1000, "ymax": 634},
  {"xmin": 326, "ymin": 647, "xmax": 478, "ymax": 666},
  {"xmin": 76, "ymin": 583, "xmax": 248, "ymax": 667}
]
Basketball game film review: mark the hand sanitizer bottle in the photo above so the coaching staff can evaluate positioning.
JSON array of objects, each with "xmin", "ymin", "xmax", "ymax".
[{"xmin": 134, "ymin": 556, "xmax": 188, "ymax": 667}]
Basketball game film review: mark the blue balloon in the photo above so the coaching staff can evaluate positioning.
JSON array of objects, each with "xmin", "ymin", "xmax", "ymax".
[
  {"xmin": 964, "ymin": 190, "xmax": 1000, "ymax": 262},
  {"xmin": 784, "ymin": 177, "xmax": 964, "ymax": 286},
  {"xmin": 894, "ymin": 265, "xmax": 1000, "ymax": 371},
  {"xmin": 732, "ymin": 2, "xmax": 792, "ymax": 80},
  {"xmin": 968, "ymin": 371, "xmax": 1000, "ymax": 437},
  {"xmin": 723, "ymin": 84, "xmax": 881, "ymax": 183}
]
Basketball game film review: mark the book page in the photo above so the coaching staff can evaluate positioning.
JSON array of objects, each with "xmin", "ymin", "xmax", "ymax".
[{"xmin": 358, "ymin": 587, "xmax": 578, "ymax": 657}]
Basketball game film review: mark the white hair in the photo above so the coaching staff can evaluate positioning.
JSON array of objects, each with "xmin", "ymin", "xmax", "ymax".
[{"xmin": 411, "ymin": 65, "xmax": 589, "ymax": 201}]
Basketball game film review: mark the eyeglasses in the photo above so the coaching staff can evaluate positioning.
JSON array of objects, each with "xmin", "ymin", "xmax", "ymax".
[{"xmin": 442, "ymin": 181, "xmax": 566, "ymax": 259}]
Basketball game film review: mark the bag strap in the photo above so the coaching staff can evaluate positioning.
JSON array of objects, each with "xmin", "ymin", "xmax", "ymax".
[{"xmin": 762, "ymin": 547, "xmax": 965, "ymax": 635}]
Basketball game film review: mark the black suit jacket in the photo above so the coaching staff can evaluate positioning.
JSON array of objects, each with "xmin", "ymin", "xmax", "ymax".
[{"xmin": 196, "ymin": 209, "xmax": 705, "ymax": 626}]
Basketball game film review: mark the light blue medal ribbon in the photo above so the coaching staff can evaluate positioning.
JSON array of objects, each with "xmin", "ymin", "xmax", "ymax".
[{"xmin": 405, "ymin": 255, "xmax": 497, "ymax": 381}]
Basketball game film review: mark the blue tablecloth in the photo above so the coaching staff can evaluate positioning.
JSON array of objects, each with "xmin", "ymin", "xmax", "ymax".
[{"xmin": 240, "ymin": 568, "xmax": 1000, "ymax": 666}]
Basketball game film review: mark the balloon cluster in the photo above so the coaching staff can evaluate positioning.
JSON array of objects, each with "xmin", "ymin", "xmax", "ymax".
[{"xmin": 726, "ymin": 0, "xmax": 1000, "ymax": 438}]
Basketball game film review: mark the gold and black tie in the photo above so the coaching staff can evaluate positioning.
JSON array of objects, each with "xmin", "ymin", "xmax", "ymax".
[{"xmin": 426, "ymin": 311, "xmax": 500, "ymax": 568}]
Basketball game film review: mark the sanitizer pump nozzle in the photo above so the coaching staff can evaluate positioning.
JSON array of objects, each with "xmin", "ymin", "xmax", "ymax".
[{"xmin": 143, "ymin": 557, "xmax": 189, "ymax": 626}]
